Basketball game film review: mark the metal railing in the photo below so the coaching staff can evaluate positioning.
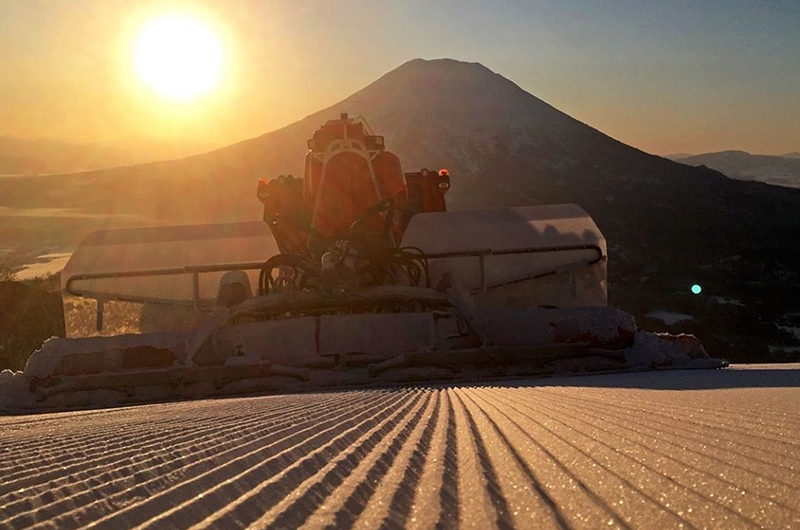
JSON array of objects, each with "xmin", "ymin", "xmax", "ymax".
[{"xmin": 65, "ymin": 244, "xmax": 605, "ymax": 328}]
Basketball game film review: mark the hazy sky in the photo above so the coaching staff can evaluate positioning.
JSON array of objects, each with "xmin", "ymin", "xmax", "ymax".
[{"xmin": 1, "ymin": 0, "xmax": 798, "ymax": 155}]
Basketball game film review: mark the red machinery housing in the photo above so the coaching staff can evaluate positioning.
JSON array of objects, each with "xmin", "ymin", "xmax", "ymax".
[{"xmin": 258, "ymin": 113, "xmax": 450, "ymax": 258}]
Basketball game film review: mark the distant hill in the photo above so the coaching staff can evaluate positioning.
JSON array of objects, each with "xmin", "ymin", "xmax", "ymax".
[
  {"xmin": 782, "ymin": 152, "xmax": 800, "ymax": 159},
  {"xmin": 664, "ymin": 152, "xmax": 694, "ymax": 160},
  {"xmin": 674, "ymin": 150, "xmax": 800, "ymax": 189},
  {"xmin": 0, "ymin": 136, "xmax": 217, "ymax": 176},
  {"xmin": 1, "ymin": 58, "xmax": 798, "ymax": 360}
]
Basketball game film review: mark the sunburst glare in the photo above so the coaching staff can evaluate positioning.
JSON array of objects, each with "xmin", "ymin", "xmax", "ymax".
[{"xmin": 133, "ymin": 13, "xmax": 223, "ymax": 102}]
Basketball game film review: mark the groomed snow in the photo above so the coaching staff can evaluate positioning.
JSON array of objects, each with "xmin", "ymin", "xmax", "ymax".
[{"xmin": 0, "ymin": 365, "xmax": 798, "ymax": 529}]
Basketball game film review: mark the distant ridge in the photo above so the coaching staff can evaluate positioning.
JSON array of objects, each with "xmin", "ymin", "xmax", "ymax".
[
  {"xmin": 0, "ymin": 136, "xmax": 216, "ymax": 175},
  {"xmin": 675, "ymin": 150, "xmax": 800, "ymax": 189},
  {"xmin": 664, "ymin": 152, "xmax": 694, "ymax": 160}
]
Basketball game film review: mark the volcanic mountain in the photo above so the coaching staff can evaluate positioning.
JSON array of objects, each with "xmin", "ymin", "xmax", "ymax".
[{"xmin": 2, "ymin": 58, "xmax": 799, "ymax": 359}]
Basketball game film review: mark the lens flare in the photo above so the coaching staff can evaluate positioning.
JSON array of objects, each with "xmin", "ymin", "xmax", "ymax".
[{"xmin": 691, "ymin": 284, "xmax": 702, "ymax": 295}]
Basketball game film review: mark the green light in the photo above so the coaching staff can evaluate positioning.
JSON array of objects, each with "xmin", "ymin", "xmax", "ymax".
[{"xmin": 691, "ymin": 284, "xmax": 702, "ymax": 295}]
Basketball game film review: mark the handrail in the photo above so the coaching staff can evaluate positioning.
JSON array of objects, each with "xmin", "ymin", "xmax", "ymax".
[
  {"xmin": 421, "ymin": 243, "xmax": 604, "ymax": 260},
  {"xmin": 421, "ymin": 244, "xmax": 604, "ymax": 294},
  {"xmin": 64, "ymin": 243, "xmax": 605, "ymax": 309},
  {"xmin": 65, "ymin": 261, "xmax": 270, "ymax": 314}
]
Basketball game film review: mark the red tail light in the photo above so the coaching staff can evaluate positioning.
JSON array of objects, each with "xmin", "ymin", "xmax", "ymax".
[
  {"xmin": 257, "ymin": 178, "xmax": 270, "ymax": 202},
  {"xmin": 437, "ymin": 169, "xmax": 451, "ymax": 192}
]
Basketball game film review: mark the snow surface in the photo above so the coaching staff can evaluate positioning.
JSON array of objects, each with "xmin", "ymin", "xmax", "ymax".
[
  {"xmin": 1, "ymin": 364, "xmax": 798, "ymax": 529},
  {"xmin": 645, "ymin": 309, "xmax": 694, "ymax": 325},
  {"xmin": 0, "ymin": 370, "xmax": 29, "ymax": 410},
  {"xmin": 14, "ymin": 252, "xmax": 70, "ymax": 280},
  {"xmin": 710, "ymin": 296, "xmax": 746, "ymax": 307},
  {"xmin": 779, "ymin": 326, "xmax": 800, "ymax": 341}
]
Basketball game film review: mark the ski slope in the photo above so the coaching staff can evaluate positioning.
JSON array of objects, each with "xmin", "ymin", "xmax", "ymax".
[{"xmin": 1, "ymin": 365, "xmax": 798, "ymax": 529}]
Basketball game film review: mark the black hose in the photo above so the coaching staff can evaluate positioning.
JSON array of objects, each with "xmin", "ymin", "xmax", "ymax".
[{"xmin": 259, "ymin": 253, "xmax": 315, "ymax": 296}]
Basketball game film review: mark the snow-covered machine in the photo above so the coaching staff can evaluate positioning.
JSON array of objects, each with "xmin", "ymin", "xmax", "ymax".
[{"xmin": 3, "ymin": 114, "xmax": 725, "ymax": 411}]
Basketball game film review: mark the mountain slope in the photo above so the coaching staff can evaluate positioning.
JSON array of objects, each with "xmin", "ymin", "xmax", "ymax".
[
  {"xmin": 4, "ymin": 59, "xmax": 798, "ymax": 242},
  {"xmin": 1, "ymin": 58, "xmax": 799, "ymax": 359},
  {"xmin": 675, "ymin": 150, "xmax": 800, "ymax": 189},
  {"xmin": 0, "ymin": 136, "xmax": 216, "ymax": 176}
]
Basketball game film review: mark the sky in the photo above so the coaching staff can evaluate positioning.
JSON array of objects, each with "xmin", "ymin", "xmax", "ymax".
[{"xmin": 1, "ymin": 0, "xmax": 798, "ymax": 156}]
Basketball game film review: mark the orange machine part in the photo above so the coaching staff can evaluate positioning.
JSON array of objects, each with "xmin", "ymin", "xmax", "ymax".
[
  {"xmin": 311, "ymin": 151, "xmax": 380, "ymax": 240},
  {"xmin": 257, "ymin": 177, "xmax": 310, "ymax": 255},
  {"xmin": 404, "ymin": 169, "xmax": 449, "ymax": 215},
  {"xmin": 305, "ymin": 144, "xmax": 408, "ymax": 243}
]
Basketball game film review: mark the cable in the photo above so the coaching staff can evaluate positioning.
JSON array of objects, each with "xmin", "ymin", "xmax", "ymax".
[{"xmin": 258, "ymin": 253, "xmax": 315, "ymax": 296}]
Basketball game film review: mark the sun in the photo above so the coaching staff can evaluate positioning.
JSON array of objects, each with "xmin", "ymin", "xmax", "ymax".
[{"xmin": 134, "ymin": 14, "xmax": 223, "ymax": 102}]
